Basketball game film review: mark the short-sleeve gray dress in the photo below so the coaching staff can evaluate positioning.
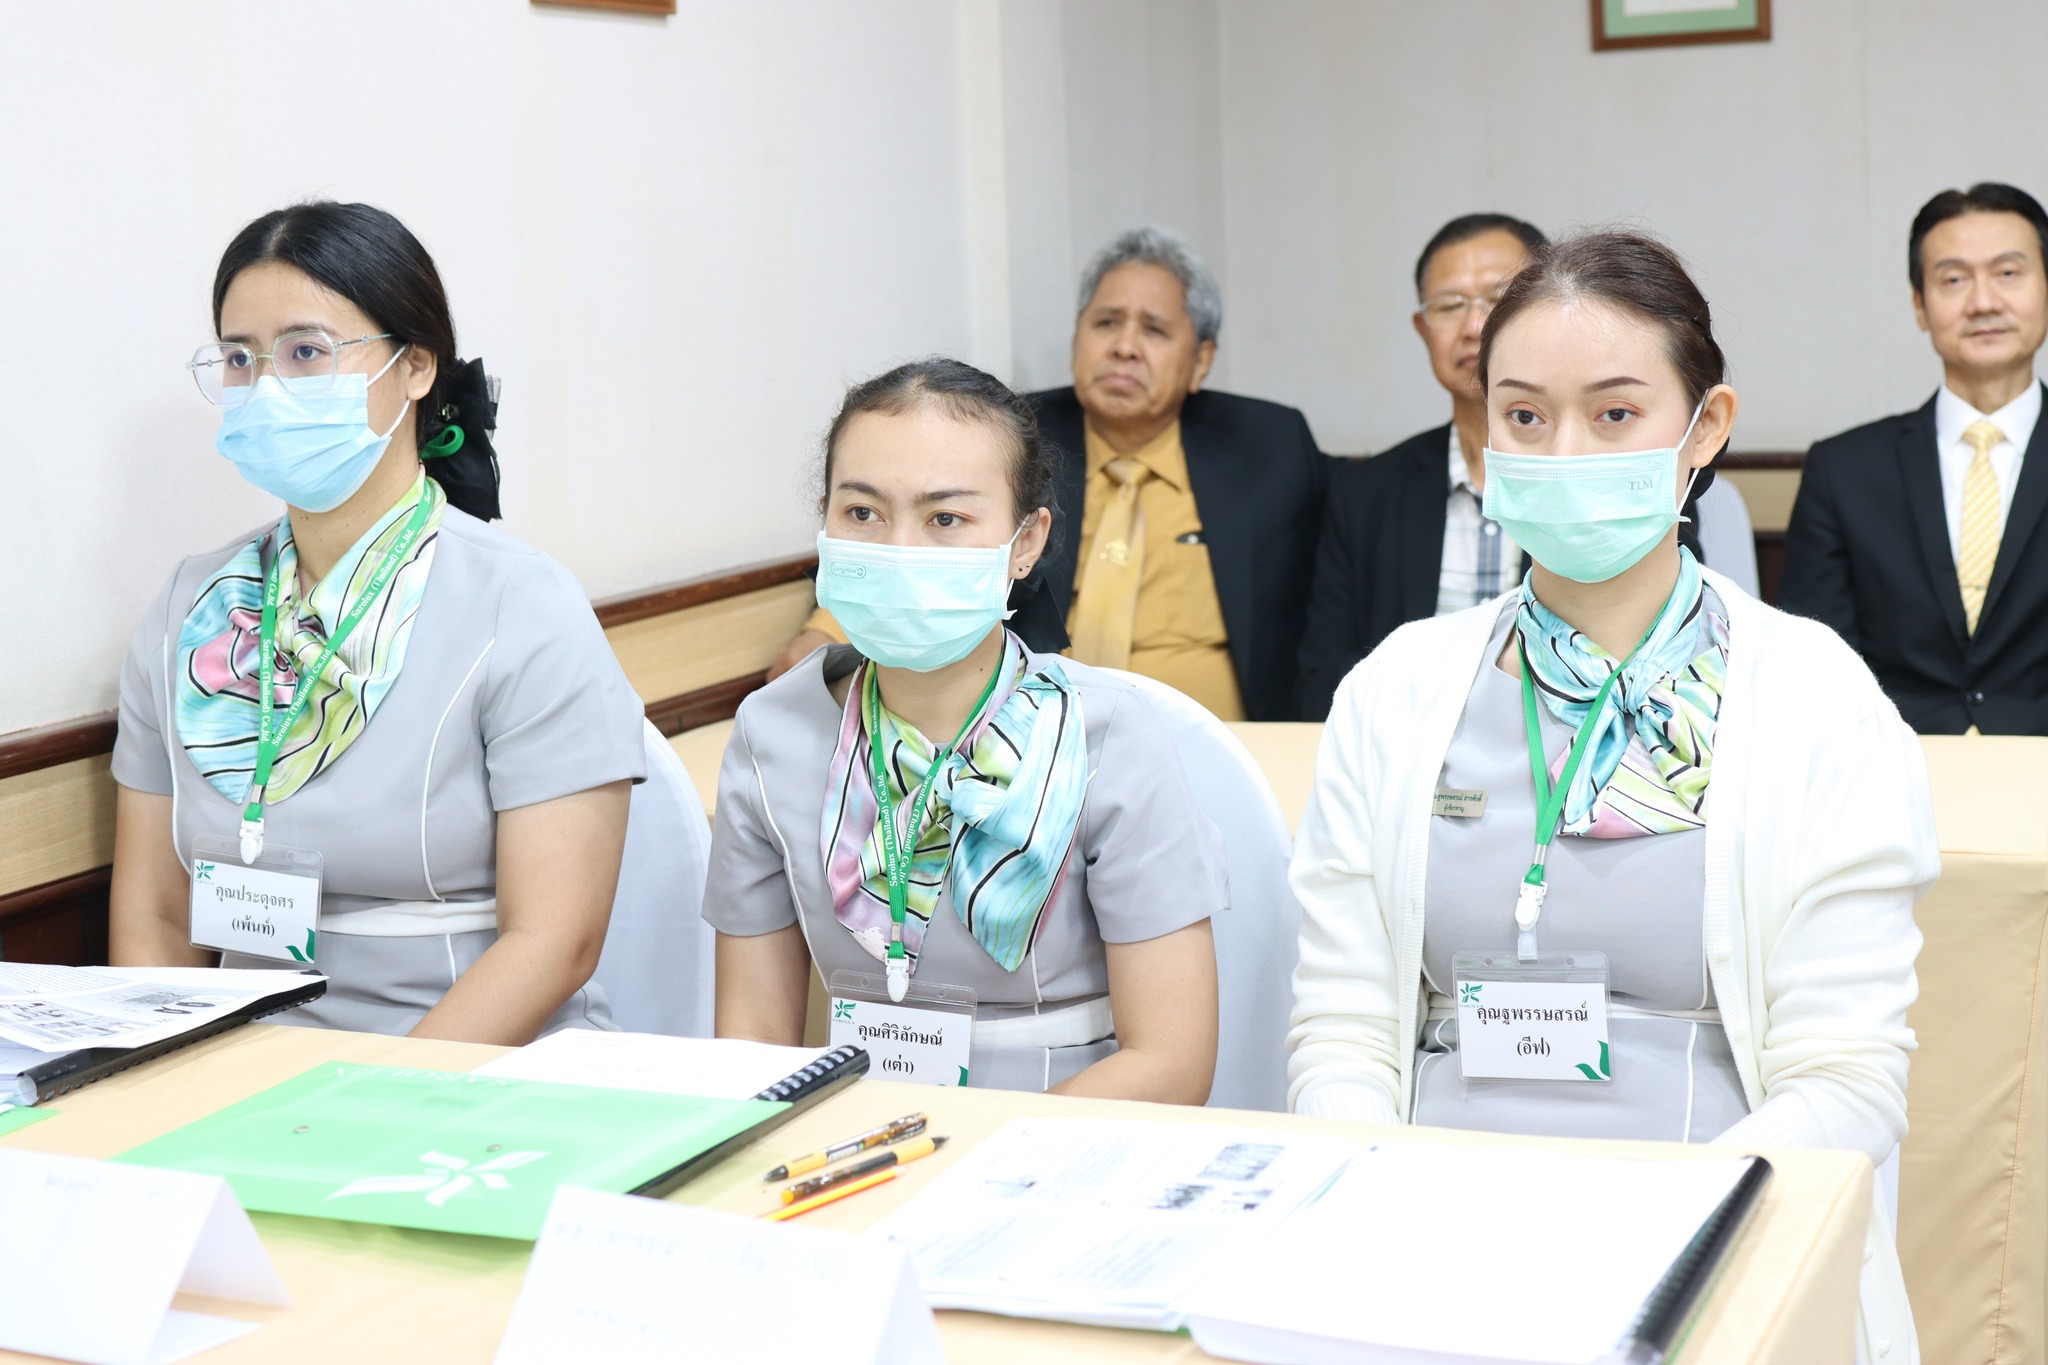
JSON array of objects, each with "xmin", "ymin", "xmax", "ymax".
[
  {"xmin": 702, "ymin": 642, "xmax": 1228, "ymax": 1092},
  {"xmin": 1411, "ymin": 596, "xmax": 1749, "ymax": 1143},
  {"xmin": 112, "ymin": 506, "xmax": 648, "ymax": 1037}
]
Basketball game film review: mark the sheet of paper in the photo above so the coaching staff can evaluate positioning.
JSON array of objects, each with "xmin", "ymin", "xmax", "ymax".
[
  {"xmin": 0, "ymin": 1148, "xmax": 289, "ymax": 1365},
  {"xmin": 473, "ymin": 1029, "xmax": 832, "ymax": 1099},
  {"xmin": 0, "ymin": 966, "xmax": 318, "ymax": 1052},
  {"xmin": 494, "ymin": 1185, "xmax": 944, "ymax": 1365},
  {"xmin": 1184, "ymin": 1142, "xmax": 1756, "ymax": 1365},
  {"xmin": 869, "ymin": 1117, "xmax": 1359, "ymax": 1329}
]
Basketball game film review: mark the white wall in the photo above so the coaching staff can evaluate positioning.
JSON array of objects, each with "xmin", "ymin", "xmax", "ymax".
[{"xmin": 0, "ymin": 0, "xmax": 1001, "ymax": 733}]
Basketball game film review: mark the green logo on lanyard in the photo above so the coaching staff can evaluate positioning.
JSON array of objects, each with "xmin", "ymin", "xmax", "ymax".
[{"xmin": 862, "ymin": 657, "xmax": 1006, "ymax": 965}]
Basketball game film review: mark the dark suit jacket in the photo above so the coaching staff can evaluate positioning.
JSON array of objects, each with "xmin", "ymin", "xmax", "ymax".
[
  {"xmin": 1029, "ymin": 386, "xmax": 1328, "ymax": 721},
  {"xmin": 1294, "ymin": 424, "xmax": 1715, "ymax": 721},
  {"xmin": 1780, "ymin": 387, "xmax": 2048, "ymax": 734}
]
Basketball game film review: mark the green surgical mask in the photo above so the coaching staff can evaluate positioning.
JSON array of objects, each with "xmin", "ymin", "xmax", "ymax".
[{"xmin": 1482, "ymin": 400, "xmax": 1705, "ymax": 584}]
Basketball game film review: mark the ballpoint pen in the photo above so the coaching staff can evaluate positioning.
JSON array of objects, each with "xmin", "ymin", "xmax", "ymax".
[
  {"xmin": 761, "ymin": 1168, "xmax": 898, "ymax": 1222},
  {"xmin": 762, "ymin": 1111, "xmax": 928, "ymax": 1181},
  {"xmin": 781, "ymin": 1135, "xmax": 949, "ymax": 1202}
]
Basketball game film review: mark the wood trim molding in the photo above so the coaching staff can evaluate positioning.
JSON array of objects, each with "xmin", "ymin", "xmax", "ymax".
[
  {"xmin": 0, "ymin": 866, "xmax": 111, "ymax": 927},
  {"xmin": 1720, "ymin": 451, "xmax": 1805, "ymax": 471},
  {"xmin": 644, "ymin": 673, "xmax": 770, "ymax": 738},
  {"xmin": 1589, "ymin": 0, "xmax": 1769, "ymax": 51},
  {"xmin": 0, "ymin": 714, "xmax": 118, "ymax": 783},
  {"xmin": 593, "ymin": 554, "xmax": 816, "ymax": 630}
]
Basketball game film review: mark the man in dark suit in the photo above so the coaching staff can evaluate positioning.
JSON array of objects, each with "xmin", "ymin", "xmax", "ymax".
[
  {"xmin": 1295, "ymin": 214, "xmax": 1546, "ymax": 720},
  {"xmin": 1781, "ymin": 182, "xmax": 2048, "ymax": 734},
  {"xmin": 777, "ymin": 227, "xmax": 1327, "ymax": 721}
]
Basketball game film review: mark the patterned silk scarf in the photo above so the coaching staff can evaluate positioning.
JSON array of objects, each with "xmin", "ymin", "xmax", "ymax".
[
  {"xmin": 821, "ymin": 633, "xmax": 1090, "ymax": 973},
  {"xmin": 1515, "ymin": 547, "xmax": 1729, "ymax": 839},
  {"xmin": 176, "ymin": 471, "xmax": 447, "ymax": 804}
]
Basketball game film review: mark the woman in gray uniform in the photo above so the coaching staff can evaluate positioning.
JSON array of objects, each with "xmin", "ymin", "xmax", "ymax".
[
  {"xmin": 1288, "ymin": 233, "xmax": 1938, "ymax": 1361},
  {"xmin": 109, "ymin": 202, "xmax": 645, "ymax": 1043},
  {"xmin": 707, "ymin": 358, "xmax": 1223, "ymax": 1101}
]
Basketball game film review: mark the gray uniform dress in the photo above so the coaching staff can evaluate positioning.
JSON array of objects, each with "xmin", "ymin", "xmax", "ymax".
[
  {"xmin": 112, "ymin": 506, "xmax": 648, "ymax": 1037},
  {"xmin": 703, "ymin": 643, "xmax": 1227, "ymax": 1092},
  {"xmin": 1412, "ymin": 596, "xmax": 1749, "ymax": 1143}
]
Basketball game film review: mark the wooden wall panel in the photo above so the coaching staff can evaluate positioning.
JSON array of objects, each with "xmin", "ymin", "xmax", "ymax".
[
  {"xmin": 0, "ymin": 755, "xmax": 116, "ymax": 898},
  {"xmin": 604, "ymin": 579, "xmax": 814, "ymax": 707}
]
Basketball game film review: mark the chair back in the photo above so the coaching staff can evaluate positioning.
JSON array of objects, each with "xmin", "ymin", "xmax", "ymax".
[
  {"xmin": 1101, "ymin": 671, "xmax": 1300, "ymax": 1112},
  {"xmin": 589, "ymin": 720, "xmax": 717, "ymax": 1036}
]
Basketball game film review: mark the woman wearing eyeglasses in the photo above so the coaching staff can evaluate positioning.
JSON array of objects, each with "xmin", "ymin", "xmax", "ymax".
[
  {"xmin": 707, "ymin": 358, "xmax": 1223, "ymax": 1100},
  {"xmin": 1286, "ymin": 232, "xmax": 1937, "ymax": 1362},
  {"xmin": 108, "ymin": 201, "xmax": 645, "ymax": 1043}
]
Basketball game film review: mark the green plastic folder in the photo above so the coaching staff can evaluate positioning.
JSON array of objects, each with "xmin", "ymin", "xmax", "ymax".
[{"xmin": 114, "ymin": 1062, "xmax": 783, "ymax": 1239}]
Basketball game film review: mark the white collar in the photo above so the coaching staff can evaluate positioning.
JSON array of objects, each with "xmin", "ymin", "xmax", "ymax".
[
  {"xmin": 1934, "ymin": 376, "xmax": 2042, "ymax": 455},
  {"xmin": 1446, "ymin": 424, "xmax": 1475, "ymax": 494}
]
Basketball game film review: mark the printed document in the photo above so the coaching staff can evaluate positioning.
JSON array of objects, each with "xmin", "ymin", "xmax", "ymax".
[
  {"xmin": 0, "ymin": 965, "xmax": 318, "ymax": 1052},
  {"xmin": 473, "ymin": 1029, "xmax": 833, "ymax": 1099},
  {"xmin": 868, "ymin": 1117, "xmax": 1357, "ymax": 1329}
]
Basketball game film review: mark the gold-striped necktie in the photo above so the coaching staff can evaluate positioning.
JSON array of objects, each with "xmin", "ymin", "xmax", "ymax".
[
  {"xmin": 1067, "ymin": 457, "xmax": 1151, "ymax": 668},
  {"xmin": 1957, "ymin": 419, "xmax": 2006, "ymax": 634}
]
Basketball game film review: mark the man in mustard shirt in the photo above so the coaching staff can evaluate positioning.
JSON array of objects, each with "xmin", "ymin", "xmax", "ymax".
[{"xmin": 775, "ymin": 227, "xmax": 1329, "ymax": 721}]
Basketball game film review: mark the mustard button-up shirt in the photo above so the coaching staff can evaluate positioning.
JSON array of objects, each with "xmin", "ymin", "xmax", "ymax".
[{"xmin": 1065, "ymin": 422, "xmax": 1245, "ymax": 721}]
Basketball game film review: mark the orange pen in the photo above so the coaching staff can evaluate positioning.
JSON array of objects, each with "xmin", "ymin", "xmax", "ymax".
[
  {"xmin": 781, "ymin": 1135, "xmax": 948, "ymax": 1203},
  {"xmin": 761, "ymin": 1167, "xmax": 897, "ymax": 1222}
]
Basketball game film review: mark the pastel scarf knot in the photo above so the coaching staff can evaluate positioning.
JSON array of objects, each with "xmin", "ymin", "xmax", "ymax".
[
  {"xmin": 822, "ymin": 635, "xmax": 1090, "ymax": 973},
  {"xmin": 1516, "ymin": 547, "xmax": 1729, "ymax": 838},
  {"xmin": 175, "ymin": 472, "xmax": 446, "ymax": 804}
]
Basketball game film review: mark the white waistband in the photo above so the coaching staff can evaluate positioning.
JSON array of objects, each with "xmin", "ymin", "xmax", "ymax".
[
  {"xmin": 318, "ymin": 898, "xmax": 498, "ymax": 938},
  {"xmin": 1427, "ymin": 994, "xmax": 1721, "ymax": 1025},
  {"xmin": 974, "ymin": 995, "xmax": 1116, "ymax": 1050}
]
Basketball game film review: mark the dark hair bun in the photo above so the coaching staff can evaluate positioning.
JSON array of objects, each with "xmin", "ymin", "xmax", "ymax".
[{"xmin": 421, "ymin": 357, "xmax": 502, "ymax": 521}]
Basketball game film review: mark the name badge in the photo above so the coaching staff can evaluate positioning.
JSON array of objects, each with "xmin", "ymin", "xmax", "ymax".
[
  {"xmin": 189, "ymin": 834, "xmax": 322, "ymax": 963},
  {"xmin": 1432, "ymin": 788, "xmax": 1488, "ymax": 819},
  {"xmin": 1452, "ymin": 950, "xmax": 1611, "ymax": 1082},
  {"xmin": 828, "ymin": 970, "xmax": 975, "ymax": 1087}
]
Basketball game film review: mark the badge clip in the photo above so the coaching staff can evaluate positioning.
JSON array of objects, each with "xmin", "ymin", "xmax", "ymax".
[
  {"xmin": 238, "ymin": 817, "xmax": 265, "ymax": 866},
  {"xmin": 1514, "ymin": 876, "xmax": 1546, "ymax": 963},
  {"xmin": 885, "ymin": 957, "xmax": 910, "ymax": 1003}
]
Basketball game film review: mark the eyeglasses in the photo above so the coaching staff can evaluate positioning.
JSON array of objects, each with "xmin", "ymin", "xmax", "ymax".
[
  {"xmin": 187, "ymin": 330, "xmax": 394, "ymax": 406},
  {"xmin": 1420, "ymin": 287, "xmax": 1510, "ymax": 326}
]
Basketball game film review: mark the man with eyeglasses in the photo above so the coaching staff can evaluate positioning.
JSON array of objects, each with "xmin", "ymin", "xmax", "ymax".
[
  {"xmin": 1295, "ymin": 214, "xmax": 1546, "ymax": 720},
  {"xmin": 1781, "ymin": 181, "xmax": 2048, "ymax": 734}
]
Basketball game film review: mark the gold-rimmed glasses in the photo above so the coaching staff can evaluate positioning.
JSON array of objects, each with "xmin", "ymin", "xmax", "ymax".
[
  {"xmin": 1419, "ymin": 286, "xmax": 1510, "ymax": 327},
  {"xmin": 188, "ymin": 329, "xmax": 393, "ymax": 406}
]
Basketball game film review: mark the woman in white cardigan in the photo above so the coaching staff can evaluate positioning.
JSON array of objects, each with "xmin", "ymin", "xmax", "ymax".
[{"xmin": 1288, "ymin": 232, "xmax": 1939, "ymax": 1363}]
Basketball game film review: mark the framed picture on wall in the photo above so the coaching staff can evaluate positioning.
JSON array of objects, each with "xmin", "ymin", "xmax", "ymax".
[
  {"xmin": 533, "ymin": 0, "xmax": 675, "ymax": 14},
  {"xmin": 1591, "ymin": 0, "xmax": 1770, "ymax": 50}
]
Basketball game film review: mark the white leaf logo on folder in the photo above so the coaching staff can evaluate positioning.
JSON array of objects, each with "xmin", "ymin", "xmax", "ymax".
[{"xmin": 329, "ymin": 1148, "xmax": 549, "ymax": 1207}]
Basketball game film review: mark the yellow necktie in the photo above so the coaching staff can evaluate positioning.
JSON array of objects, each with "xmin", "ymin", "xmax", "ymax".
[
  {"xmin": 1068, "ymin": 457, "xmax": 1151, "ymax": 668},
  {"xmin": 1957, "ymin": 419, "xmax": 2006, "ymax": 634}
]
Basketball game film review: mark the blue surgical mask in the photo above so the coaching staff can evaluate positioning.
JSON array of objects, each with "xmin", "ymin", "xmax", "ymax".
[
  {"xmin": 1482, "ymin": 400, "xmax": 1706, "ymax": 584},
  {"xmin": 814, "ymin": 529, "xmax": 1019, "ymax": 672},
  {"xmin": 215, "ymin": 346, "xmax": 412, "ymax": 512}
]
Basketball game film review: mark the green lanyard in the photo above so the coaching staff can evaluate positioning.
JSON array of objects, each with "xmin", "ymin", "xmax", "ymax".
[
  {"xmin": 239, "ymin": 493, "xmax": 436, "ymax": 862},
  {"xmin": 1512, "ymin": 610, "xmax": 1663, "ymax": 961},
  {"xmin": 862, "ymin": 660, "xmax": 1004, "ymax": 999}
]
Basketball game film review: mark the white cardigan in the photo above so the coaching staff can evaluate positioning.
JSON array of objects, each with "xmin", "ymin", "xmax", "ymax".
[{"xmin": 1287, "ymin": 568, "xmax": 1940, "ymax": 1361}]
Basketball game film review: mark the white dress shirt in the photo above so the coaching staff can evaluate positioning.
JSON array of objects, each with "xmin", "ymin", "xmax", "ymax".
[
  {"xmin": 1934, "ymin": 378, "xmax": 2040, "ymax": 564},
  {"xmin": 1437, "ymin": 427, "xmax": 1523, "ymax": 614}
]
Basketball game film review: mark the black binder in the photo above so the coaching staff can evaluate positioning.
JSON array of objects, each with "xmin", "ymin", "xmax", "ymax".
[
  {"xmin": 629, "ymin": 1044, "xmax": 870, "ymax": 1199},
  {"xmin": 3, "ymin": 973, "xmax": 328, "ymax": 1106}
]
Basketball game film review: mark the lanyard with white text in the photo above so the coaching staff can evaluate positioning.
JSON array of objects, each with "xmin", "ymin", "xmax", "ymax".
[
  {"xmin": 863, "ymin": 660, "xmax": 1003, "ymax": 1001},
  {"xmin": 1513, "ymin": 610, "xmax": 1665, "ymax": 962},
  {"xmin": 239, "ymin": 493, "xmax": 435, "ymax": 864}
]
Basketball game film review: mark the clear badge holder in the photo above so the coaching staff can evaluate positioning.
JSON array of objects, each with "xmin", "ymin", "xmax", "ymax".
[
  {"xmin": 189, "ymin": 833, "xmax": 324, "ymax": 964},
  {"xmin": 828, "ymin": 969, "xmax": 977, "ymax": 1086},
  {"xmin": 1452, "ymin": 949, "xmax": 1613, "ymax": 1084}
]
